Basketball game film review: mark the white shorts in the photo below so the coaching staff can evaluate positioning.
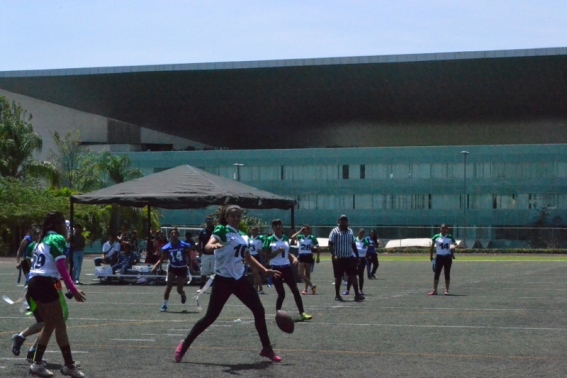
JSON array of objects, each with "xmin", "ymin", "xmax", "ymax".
[{"xmin": 200, "ymin": 254, "xmax": 215, "ymax": 276}]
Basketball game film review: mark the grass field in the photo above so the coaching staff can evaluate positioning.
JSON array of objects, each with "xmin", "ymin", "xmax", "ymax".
[{"xmin": 1, "ymin": 254, "xmax": 566, "ymax": 377}]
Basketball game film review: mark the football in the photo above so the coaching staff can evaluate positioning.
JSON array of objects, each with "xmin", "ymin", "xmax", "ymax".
[{"xmin": 275, "ymin": 310, "xmax": 294, "ymax": 334}]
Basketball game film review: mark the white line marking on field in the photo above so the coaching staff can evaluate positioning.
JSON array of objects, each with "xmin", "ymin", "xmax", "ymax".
[
  {"xmin": 110, "ymin": 339, "xmax": 155, "ymax": 342},
  {"xmin": 45, "ymin": 350, "xmax": 88, "ymax": 354},
  {"xmin": 324, "ymin": 322, "xmax": 567, "ymax": 331}
]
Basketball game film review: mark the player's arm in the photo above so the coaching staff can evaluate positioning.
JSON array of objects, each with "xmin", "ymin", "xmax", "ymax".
[
  {"xmin": 313, "ymin": 237, "xmax": 321, "ymax": 263},
  {"xmin": 429, "ymin": 238, "xmax": 435, "ymax": 261},
  {"xmin": 290, "ymin": 228, "xmax": 303, "ymax": 240},
  {"xmin": 245, "ymin": 250, "xmax": 281, "ymax": 278},
  {"xmin": 151, "ymin": 249, "xmax": 167, "ymax": 273},
  {"xmin": 351, "ymin": 239, "xmax": 360, "ymax": 258},
  {"xmin": 204, "ymin": 235, "xmax": 223, "ymax": 253},
  {"xmin": 15, "ymin": 237, "xmax": 28, "ymax": 266}
]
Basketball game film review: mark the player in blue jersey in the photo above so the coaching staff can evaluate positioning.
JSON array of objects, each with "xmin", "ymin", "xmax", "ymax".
[
  {"xmin": 428, "ymin": 224, "xmax": 457, "ymax": 296},
  {"xmin": 152, "ymin": 228, "xmax": 192, "ymax": 311},
  {"xmin": 174, "ymin": 205, "xmax": 283, "ymax": 363}
]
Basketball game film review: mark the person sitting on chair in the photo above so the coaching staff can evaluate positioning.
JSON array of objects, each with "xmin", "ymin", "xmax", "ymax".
[
  {"xmin": 112, "ymin": 242, "xmax": 135, "ymax": 275},
  {"xmin": 94, "ymin": 234, "xmax": 121, "ymax": 267}
]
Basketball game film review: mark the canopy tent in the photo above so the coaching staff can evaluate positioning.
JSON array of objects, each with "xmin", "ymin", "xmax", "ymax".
[
  {"xmin": 70, "ymin": 164, "xmax": 296, "ymax": 210},
  {"xmin": 68, "ymin": 165, "xmax": 297, "ymax": 270}
]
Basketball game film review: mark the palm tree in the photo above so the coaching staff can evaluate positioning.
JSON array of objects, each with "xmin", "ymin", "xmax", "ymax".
[
  {"xmin": 0, "ymin": 96, "xmax": 58, "ymax": 183},
  {"xmin": 99, "ymin": 152, "xmax": 143, "ymax": 184}
]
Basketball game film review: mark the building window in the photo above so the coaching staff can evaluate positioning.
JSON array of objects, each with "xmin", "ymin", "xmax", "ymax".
[
  {"xmin": 281, "ymin": 166, "xmax": 285, "ymax": 180},
  {"xmin": 342, "ymin": 165, "xmax": 349, "ymax": 179},
  {"xmin": 360, "ymin": 164, "xmax": 365, "ymax": 179}
]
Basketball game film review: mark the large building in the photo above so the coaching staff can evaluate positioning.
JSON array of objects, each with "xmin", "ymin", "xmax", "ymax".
[{"xmin": 1, "ymin": 47, "xmax": 566, "ymax": 244}]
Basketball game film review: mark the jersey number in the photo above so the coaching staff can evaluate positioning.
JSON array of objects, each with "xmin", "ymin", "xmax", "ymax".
[
  {"xmin": 300, "ymin": 244, "xmax": 312, "ymax": 251},
  {"xmin": 33, "ymin": 254, "xmax": 46, "ymax": 269},
  {"xmin": 233, "ymin": 245, "xmax": 246, "ymax": 258}
]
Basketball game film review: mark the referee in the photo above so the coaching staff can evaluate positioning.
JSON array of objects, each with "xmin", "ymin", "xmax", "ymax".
[{"xmin": 328, "ymin": 215, "xmax": 365, "ymax": 302}]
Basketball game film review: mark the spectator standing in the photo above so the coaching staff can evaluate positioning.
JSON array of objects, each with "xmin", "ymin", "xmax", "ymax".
[
  {"xmin": 198, "ymin": 217, "xmax": 215, "ymax": 291},
  {"xmin": 428, "ymin": 224, "xmax": 457, "ymax": 296},
  {"xmin": 328, "ymin": 215, "xmax": 365, "ymax": 302},
  {"xmin": 70, "ymin": 224, "xmax": 85, "ymax": 284}
]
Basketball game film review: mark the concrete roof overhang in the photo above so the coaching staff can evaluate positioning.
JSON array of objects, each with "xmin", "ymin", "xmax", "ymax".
[{"xmin": 1, "ymin": 48, "xmax": 566, "ymax": 149}]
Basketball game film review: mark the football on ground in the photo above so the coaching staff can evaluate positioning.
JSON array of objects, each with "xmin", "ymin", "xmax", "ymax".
[{"xmin": 275, "ymin": 310, "xmax": 294, "ymax": 334}]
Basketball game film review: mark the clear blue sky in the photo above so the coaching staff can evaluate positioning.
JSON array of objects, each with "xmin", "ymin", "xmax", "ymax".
[{"xmin": 2, "ymin": 0, "xmax": 567, "ymax": 71}]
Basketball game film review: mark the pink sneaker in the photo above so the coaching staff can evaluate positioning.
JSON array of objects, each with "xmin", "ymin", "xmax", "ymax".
[
  {"xmin": 259, "ymin": 346, "xmax": 282, "ymax": 363},
  {"xmin": 174, "ymin": 341, "xmax": 187, "ymax": 363}
]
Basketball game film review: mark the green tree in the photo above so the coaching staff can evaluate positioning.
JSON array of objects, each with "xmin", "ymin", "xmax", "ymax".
[
  {"xmin": 0, "ymin": 96, "xmax": 58, "ymax": 183},
  {"xmin": 49, "ymin": 129, "xmax": 88, "ymax": 189}
]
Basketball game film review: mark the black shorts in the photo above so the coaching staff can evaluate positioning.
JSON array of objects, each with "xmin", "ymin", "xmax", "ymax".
[
  {"xmin": 168, "ymin": 265, "xmax": 188, "ymax": 278},
  {"xmin": 332, "ymin": 257, "xmax": 357, "ymax": 278},
  {"xmin": 27, "ymin": 276, "xmax": 60, "ymax": 304},
  {"xmin": 24, "ymin": 292, "xmax": 44, "ymax": 323},
  {"xmin": 298, "ymin": 254, "xmax": 314, "ymax": 264}
]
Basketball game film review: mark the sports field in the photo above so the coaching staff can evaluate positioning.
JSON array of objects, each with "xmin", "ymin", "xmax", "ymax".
[{"xmin": 1, "ymin": 254, "xmax": 566, "ymax": 377}]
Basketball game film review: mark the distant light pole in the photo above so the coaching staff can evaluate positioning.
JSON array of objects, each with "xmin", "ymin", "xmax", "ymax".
[
  {"xmin": 233, "ymin": 163, "xmax": 244, "ymax": 181},
  {"xmin": 461, "ymin": 151, "xmax": 470, "ymax": 247}
]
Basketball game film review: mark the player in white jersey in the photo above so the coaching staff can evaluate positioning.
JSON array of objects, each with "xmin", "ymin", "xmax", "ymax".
[
  {"xmin": 174, "ymin": 205, "xmax": 283, "ymax": 363},
  {"xmin": 291, "ymin": 225, "xmax": 320, "ymax": 295},
  {"xmin": 248, "ymin": 226, "xmax": 266, "ymax": 294},
  {"xmin": 345, "ymin": 228, "xmax": 370, "ymax": 296},
  {"xmin": 264, "ymin": 219, "xmax": 313, "ymax": 321},
  {"xmin": 428, "ymin": 224, "xmax": 457, "ymax": 296},
  {"xmin": 27, "ymin": 212, "xmax": 86, "ymax": 378}
]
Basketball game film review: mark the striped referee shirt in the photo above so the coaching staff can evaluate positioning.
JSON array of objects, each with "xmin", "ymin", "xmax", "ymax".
[{"xmin": 328, "ymin": 227, "xmax": 356, "ymax": 258}]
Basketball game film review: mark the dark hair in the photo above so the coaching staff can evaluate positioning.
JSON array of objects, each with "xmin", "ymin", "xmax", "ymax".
[
  {"xmin": 369, "ymin": 229, "xmax": 378, "ymax": 243},
  {"xmin": 169, "ymin": 227, "xmax": 179, "ymax": 236},
  {"xmin": 219, "ymin": 205, "xmax": 242, "ymax": 226},
  {"xmin": 185, "ymin": 231, "xmax": 192, "ymax": 238},
  {"xmin": 271, "ymin": 219, "xmax": 283, "ymax": 227},
  {"xmin": 41, "ymin": 211, "xmax": 66, "ymax": 240}
]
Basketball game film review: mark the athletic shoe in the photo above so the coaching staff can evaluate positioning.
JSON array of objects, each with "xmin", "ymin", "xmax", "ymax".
[
  {"xmin": 257, "ymin": 290, "xmax": 265, "ymax": 295},
  {"xmin": 354, "ymin": 294, "xmax": 365, "ymax": 302},
  {"xmin": 371, "ymin": 274, "xmax": 377, "ymax": 279},
  {"xmin": 29, "ymin": 363, "xmax": 54, "ymax": 377},
  {"xmin": 259, "ymin": 346, "xmax": 282, "ymax": 363},
  {"xmin": 428, "ymin": 291, "xmax": 437, "ymax": 296},
  {"xmin": 160, "ymin": 304, "xmax": 167, "ymax": 312},
  {"xmin": 334, "ymin": 296, "xmax": 344, "ymax": 302},
  {"xmin": 301, "ymin": 290, "xmax": 307, "ymax": 295},
  {"xmin": 174, "ymin": 340, "xmax": 188, "ymax": 363},
  {"xmin": 266, "ymin": 284, "xmax": 272, "ymax": 288},
  {"xmin": 11, "ymin": 334, "xmax": 25, "ymax": 356},
  {"xmin": 311, "ymin": 285, "xmax": 317, "ymax": 295},
  {"xmin": 60, "ymin": 364, "xmax": 84, "ymax": 378},
  {"xmin": 300, "ymin": 312, "xmax": 313, "ymax": 321},
  {"xmin": 196, "ymin": 289, "xmax": 202, "ymax": 293},
  {"xmin": 342, "ymin": 290, "xmax": 349, "ymax": 296},
  {"xmin": 359, "ymin": 291, "xmax": 365, "ymax": 296},
  {"xmin": 181, "ymin": 294, "xmax": 187, "ymax": 304},
  {"xmin": 26, "ymin": 349, "xmax": 47, "ymax": 366}
]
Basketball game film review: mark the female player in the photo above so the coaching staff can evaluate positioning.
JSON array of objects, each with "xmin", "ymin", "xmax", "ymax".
[
  {"xmin": 291, "ymin": 225, "xmax": 320, "ymax": 295},
  {"xmin": 27, "ymin": 211, "xmax": 86, "ymax": 378},
  {"xmin": 345, "ymin": 228, "xmax": 369, "ymax": 296},
  {"xmin": 174, "ymin": 205, "xmax": 283, "ymax": 363},
  {"xmin": 366, "ymin": 230, "xmax": 379, "ymax": 279},
  {"xmin": 429, "ymin": 224, "xmax": 457, "ymax": 295},
  {"xmin": 152, "ymin": 228, "xmax": 192, "ymax": 312},
  {"xmin": 248, "ymin": 226, "xmax": 266, "ymax": 294},
  {"xmin": 264, "ymin": 219, "xmax": 312, "ymax": 321}
]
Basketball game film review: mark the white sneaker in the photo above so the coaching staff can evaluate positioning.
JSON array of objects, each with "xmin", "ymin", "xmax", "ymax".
[
  {"xmin": 60, "ymin": 364, "xmax": 84, "ymax": 378},
  {"xmin": 29, "ymin": 363, "xmax": 54, "ymax": 377}
]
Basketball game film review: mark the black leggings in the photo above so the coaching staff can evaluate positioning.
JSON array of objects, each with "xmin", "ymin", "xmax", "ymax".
[
  {"xmin": 183, "ymin": 275, "xmax": 271, "ymax": 348},
  {"xmin": 366, "ymin": 253, "xmax": 379, "ymax": 275},
  {"xmin": 434, "ymin": 254, "xmax": 453, "ymax": 280},
  {"xmin": 347, "ymin": 257, "xmax": 366, "ymax": 291},
  {"xmin": 272, "ymin": 265, "xmax": 305, "ymax": 315}
]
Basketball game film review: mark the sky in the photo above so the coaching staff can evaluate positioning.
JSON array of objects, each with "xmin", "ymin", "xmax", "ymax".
[{"xmin": 2, "ymin": 0, "xmax": 567, "ymax": 71}]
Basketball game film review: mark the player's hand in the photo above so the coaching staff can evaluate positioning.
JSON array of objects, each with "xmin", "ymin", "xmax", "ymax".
[
  {"xmin": 16, "ymin": 263, "xmax": 21, "ymax": 269},
  {"xmin": 266, "ymin": 269, "xmax": 281, "ymax": 279},
  {"xmin": 429, "ymin": 256, "xmax": 433, "ymax": 261},
  {"xmin": 74, "ymin": 290, "xmax": 86, "ymax": 302},
  {"xmin": 292, "ymin": 258, "xmax": 299, "ymax": 267},
  {"xmin": 316, "ymin": 256, "xmax": 320, "ymax": 264}
]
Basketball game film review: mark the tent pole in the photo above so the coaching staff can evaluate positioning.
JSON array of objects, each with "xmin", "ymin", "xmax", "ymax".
[
  {"xmin": 69, "ymin": 197, "xmax": 75, "ymax": 275},
  {"xmin": 147, "ymin": 205, "xmax": 151, "ymax": 256},
  {"xmin": 290, "ymin": 206, "xmax": 295, "ymax": 231}
]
